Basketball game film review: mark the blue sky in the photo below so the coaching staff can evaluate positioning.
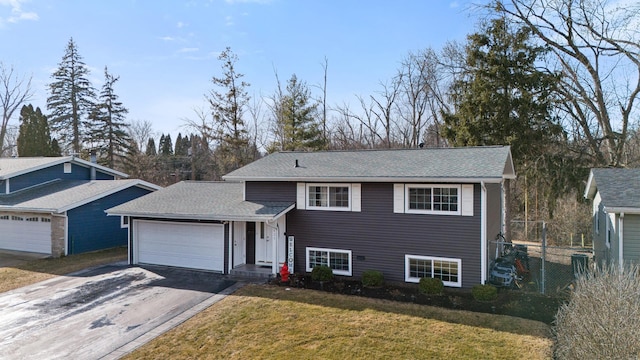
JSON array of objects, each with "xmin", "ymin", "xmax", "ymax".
[{"xmin": 0, "ymin": 0, "xmax": 481, "ymax": 139}]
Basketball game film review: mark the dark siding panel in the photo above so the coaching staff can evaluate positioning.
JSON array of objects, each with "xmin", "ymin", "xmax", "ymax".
[
  {"xmin": 287, "ymin": 183, "xmax": 482, "ymax": 288},
  {"xmin": 95, "ymin": 171, "xmax": 115, "ymax": 180},
  {"xmin": 486, "ymin": 183, "xmax": 502, "ymax": 264},
  {"xmin": 0, "ymin": 179, "xmax": 5, "ymax": 194},
  {"xmin": 67, "ymin": 186, "xmax": 153, "ymax": 254},
  {"xmin": 245, "ymin": 181, "xmax": 296, "ymax": 202},
  {"xmin": 10, "ymin": 163, "xmax": 92, "ymax": 192}
]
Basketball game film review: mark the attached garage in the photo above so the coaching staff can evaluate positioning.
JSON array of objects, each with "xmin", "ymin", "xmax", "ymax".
[
  {"xmin": 135, "ymin": 220, "xmax": 225, "ymax": 272},
  {"xmin": 0, "ymin": 215, "xmax": 51, "ymax": 254}
]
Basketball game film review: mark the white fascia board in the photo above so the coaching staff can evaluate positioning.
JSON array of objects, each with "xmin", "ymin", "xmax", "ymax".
[
  {"xmin": 57, "ymin": 180, "xmax": 161, "ymax": 213},
  {"xmin": 584, "ymin": 170, "xmax": 596, "ymax": 200},
  {"xmin": 604, "ymin": 206, "xmax": 640, "ymax": 215},
  {"xmin": 107, "ymin": 204, "xmax": 296, "ymax": 223},
  {"xmin": 0, "ymin": 206, "xmax": 55, "ymax": 214},
  {"xmin": 222, "ymin": 176, "xmax": 505, "ymax": 184}
]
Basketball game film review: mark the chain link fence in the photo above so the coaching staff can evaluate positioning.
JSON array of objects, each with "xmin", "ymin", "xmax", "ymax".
[{"xmin": 489, "ymin": 221, "xmax": 593, "ymax": 295}]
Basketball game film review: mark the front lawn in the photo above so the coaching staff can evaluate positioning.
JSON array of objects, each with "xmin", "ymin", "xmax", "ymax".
[
  {"xmin": 0, "ymin": 247, "xmax": 127, "ymax": 293},
  {"xmin": 126, "ymin": 284, "xmax": 553, "ymax": 359}
]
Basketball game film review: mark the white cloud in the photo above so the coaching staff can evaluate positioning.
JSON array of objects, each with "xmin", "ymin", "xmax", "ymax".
[
  {"xmin": 224, "ymin": 0, "xmax": 272, "ymax": 4},
  {"xmin": 225, "ymin": 15, "xmax": 234, "ymax": 26},
  {"xmin": 0, "ymin": 0, "xmax": 39, "ymax": 25},
  {"xmin": 449, "ymin": 1, "xmax": 459, "ymax": 8},
  {"xmin": 159, "ymin": 36, "xmax": 176, "ymax": 41},
  {"xmin": 176, "ymin": 21, "xmax": 186, "ymax": 28},
  {"xmin": 178, "ymin": 47, "xmax": 199, "ymax": 53}
]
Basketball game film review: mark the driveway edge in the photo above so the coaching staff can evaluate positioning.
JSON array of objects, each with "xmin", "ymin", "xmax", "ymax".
[{"xmin": 101, "ymin": 280, "xmax": 247, "ymax": 360}]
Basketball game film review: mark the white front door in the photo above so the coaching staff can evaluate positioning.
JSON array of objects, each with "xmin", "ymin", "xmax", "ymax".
[
  {"xmin": 233, "ymin": 222, "xmax": 246, "ymax": 267},
  {"xmin": 255, "ymin": 222, "xmax": 272, "ymax": 265}
]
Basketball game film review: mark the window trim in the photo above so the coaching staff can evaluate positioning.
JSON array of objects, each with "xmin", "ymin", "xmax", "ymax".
[
  {"xmin": 405, "ymin": 254, "xmax": 462, "ymax": 288},
  {"xmin": 306, "ymin": 183, "xmax": 352, "ymax": 211},
  {"xmin": 121, "ymin": 216, "xmax": 129, "ymax": 228},
  {"xmin": 306, "ymin": 247, "xmax": 353, "ymax": 276},
  {"xmin": 405, "ymin": 184, "xmax": 461, "ymax": 215}
]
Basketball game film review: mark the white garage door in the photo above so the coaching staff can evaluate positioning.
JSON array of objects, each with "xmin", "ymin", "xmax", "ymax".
[
  {"xmin": 135, "ymin": 220, "xmax": 225, "ymax": 272},
  {"xmin": 0, "ymin": 215, "xmax": 51, "ymax": 254}
]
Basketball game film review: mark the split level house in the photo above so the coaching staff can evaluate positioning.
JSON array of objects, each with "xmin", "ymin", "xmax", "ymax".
[
  {"xmin": 585, "ymin": 168, "xmax": 640, "ymax": 266},
  {"xmin": 107, "ymin": 146, "xmax": 515, "ymax": 288},
  {"xmin": 0, "ymin": 156, "xmax": 159, "ymax": 256}
]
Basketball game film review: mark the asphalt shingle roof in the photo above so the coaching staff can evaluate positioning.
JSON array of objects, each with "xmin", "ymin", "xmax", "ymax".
[
  {"xmin": 589, "ymin": 168, "xmax": 640, "ymax": 210},
  {"xmin": 0, "ymin": 179, "xmax": 153, "ymax": 212},
  {"xmin": 223, "ymin": 146, "xmax": 514, "ymax": 182},
  {"xmin": 0, "ymin": 157, "xmax": 128, "ymax": 179},
  {"xmin": 106, "ymin": 181, "xmax": 294, "ymax": 221}
]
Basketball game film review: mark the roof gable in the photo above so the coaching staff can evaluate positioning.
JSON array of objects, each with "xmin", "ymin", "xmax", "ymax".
[
  {"xmin": 224, "ymin": 146, "xmax": 515, "ymax": 183},
  {"xmin": 585, "ymin": 168, "xmax": 640, "ymax": 211},
  {"xmin": 0, "ymin": 157, "xmax": 128, "ymax": 180},
  {"xmin": 0, "ymin": 179, "xmax": 159, "ymax": 213}
]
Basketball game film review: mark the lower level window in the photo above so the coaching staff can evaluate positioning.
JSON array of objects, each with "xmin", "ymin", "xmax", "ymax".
[
  {"xmin": 306, "ymin": 247, "xmax": 352, "ymax": 276},
  {"xmin": 405, "ymin": 255, "xmax": 461, "ymax": 287}
]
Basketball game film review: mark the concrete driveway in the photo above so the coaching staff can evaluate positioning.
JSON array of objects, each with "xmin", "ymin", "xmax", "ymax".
[{"xmin": 0, "ymin": 264, "xmax": 239, "ymax": 359}]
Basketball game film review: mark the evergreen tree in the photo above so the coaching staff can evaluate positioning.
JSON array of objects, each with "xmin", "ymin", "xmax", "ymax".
[
  {"xmin": 207, "ymin": 47, "xmax": 252, "ymax": 171},
  {"xmin": 442, "ymin": 18, "xmax": 573, "ymax": 215},
  {"xmin": 47, "ymin": 38, "xmax": 96, "ymax": 154},
  {"xmin": 174, "ymin": 133, "xmax": 190, "ymax": 156},
  {"xmin": 87, "ymin": 67, "xmax": 131, "ymax": 169},
  {"xmin": 159, "ymin": 133, "xmax": 173, "ymax": 156},
  {"xmin": 17, "ymin": 104, "xmax": 57, "ymax": 156},
  {"xmin": 145, "ymin": 137, "xmax": 157, "ymax": 156},
  {"xmin": 271, "ymin": 74, "xmax": 324, "ymax": 151}
]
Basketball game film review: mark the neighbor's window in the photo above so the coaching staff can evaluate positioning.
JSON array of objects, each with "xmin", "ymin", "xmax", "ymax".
[
  {"xmin": 406, "ymin": 185, "xmax": 460, "ymax": 215},
  {"xmin": 405, "ymin": 255, "xmax": 462, "ymax": 287},
  {"xmin": 307, "ymin": 184, "xmax": 350, "ymax": 210},
  {"xmin": 306, "ymin": 247, "xmax": 352, "ymax": 276}
]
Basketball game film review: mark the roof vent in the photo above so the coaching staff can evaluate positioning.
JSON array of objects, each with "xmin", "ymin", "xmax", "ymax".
[{"xmin": 294, "ymin": 159, "xmax": 300, "ymax": 168}]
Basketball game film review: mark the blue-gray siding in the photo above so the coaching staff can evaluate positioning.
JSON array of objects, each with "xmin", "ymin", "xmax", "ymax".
[
  {"xmin": 624, "ymin": 215, "xmax": 640, "ymax": 264},
  {"xmin": 9, "ymin": 163, "xmax": 115, "ymax": 192},
  {"xmin": 247, "ymin": 181, "xmax": 485, "ymax": 288},
  {"xmin": 67, "ymin": 186, "xmax": 152, "ymax": 254}
]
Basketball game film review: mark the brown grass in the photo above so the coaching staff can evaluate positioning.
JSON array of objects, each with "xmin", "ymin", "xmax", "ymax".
[
  {"xmin": 0, "ymin": 247, "xmax": 127, "ymax": 293},
  {"xmin": 126, "ymin": 284, "xmax": 553, "ymax": 360}
]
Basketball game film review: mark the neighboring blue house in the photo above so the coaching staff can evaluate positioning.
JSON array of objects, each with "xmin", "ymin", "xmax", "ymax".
[
  {"xmin": 108, "ymin": 146, "xmax": 515, "ymax": 289},
  {"xmin": 585, "ymin": 168, "xmax": 640, "ymax": 266},
  {"xmin": 0, "ymin": 157, "xmax": 159, "ymax": 256}
]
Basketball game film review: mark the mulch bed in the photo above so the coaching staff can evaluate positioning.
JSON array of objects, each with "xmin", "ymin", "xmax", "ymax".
[{"xmin": 272, "ymin": 275, "xmax": 564, "ymax": 324}]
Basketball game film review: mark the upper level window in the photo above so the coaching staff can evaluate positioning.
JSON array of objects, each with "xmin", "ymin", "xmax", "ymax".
[
  {"xmin": 406, "ymin": 185, "xmax": 460, "ymax": 215},
  {"xmin": 307, "ymin": 184, "xmax": 351, "ymax": 211},
  {"xmin": 64, "ymin": 163, "xmax": 72, "ymax": 174}
]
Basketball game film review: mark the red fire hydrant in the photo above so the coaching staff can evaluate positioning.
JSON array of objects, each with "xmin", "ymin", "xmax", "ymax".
[{"xmin": 280, "ymin": 263, "xmax": 290, "ymax": 283}]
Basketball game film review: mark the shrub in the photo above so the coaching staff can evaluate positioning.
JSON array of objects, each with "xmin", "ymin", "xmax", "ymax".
[
  {"xmin": 361, "ymin": 270, "xmax": 384, "ymax": 287},
  {"xmin": 472, "ymin": 284, "xmax": 498, "ymax": 302},
  {"xmin": 311, "ymin": 265, "xmax": 333, "ymax": 282},
  {"xmin": 419, "ymin": 277, "xmax": 444, "ymax": 295},
  {"xmin": 555, "ymin": 263, "xmax": 640, "ymax": 359}
]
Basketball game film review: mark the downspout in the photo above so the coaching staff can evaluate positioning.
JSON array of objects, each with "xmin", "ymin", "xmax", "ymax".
[
  {"xmin": 228, "ymin": 221, "xmax": 234, "ymax": 274},
  {"xmin": 619, "ymin": 213, "xmax": 624, "ymax": 270},
  {"xmin": 481, "ymin": 181, "xmax": 487, "ymax": 284}
]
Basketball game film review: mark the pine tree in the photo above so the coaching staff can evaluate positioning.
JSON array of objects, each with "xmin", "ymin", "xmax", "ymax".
[
  {"xmin": 145, "ymin": 137, "xmax": 157, "ymax": 156},
  {"xmin": 47, "ymin": 38, "xmax": 96, "ymax": 154},
  {"xmin": 271, "ymin": 74, "xmax": 324, "ymax": 151},
  {"xmin": 159, "ymin": 133, "xmax": 173, "ymax": 156},
  {"xmin": 17, "ymin": 104, "xmax": 58, "ymax": 156},
  {"xmin": 207, "ymin": 47, "xmax": 252, "ymax": 172},
  {"xmin": 87, "ymin": 67, "xmax": 131, "ymax": 169}
]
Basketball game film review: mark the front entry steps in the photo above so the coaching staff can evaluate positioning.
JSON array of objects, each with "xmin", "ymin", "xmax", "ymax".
[{"xmin": 230, "ymin": 264, "xmax": 274, "ymax": 279}]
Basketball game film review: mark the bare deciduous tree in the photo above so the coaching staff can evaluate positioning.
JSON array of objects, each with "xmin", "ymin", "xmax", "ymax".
[
  {"xmin": 497, "ymin": 0, "xmax": 640, "ymax": 166},
  {"xmin": 0, "ymin": 63, "xmax": 33, "ymax": 156}
]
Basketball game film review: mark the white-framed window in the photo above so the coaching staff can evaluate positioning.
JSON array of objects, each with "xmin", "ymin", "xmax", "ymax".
[
  {"xmin": 121, "ymin": 216, "xmax": 129, "ymax": 228},
  {"xmin": 405, "ymin": 255, "xmax": 462, "ymax": 287},
  {"xmin": 405, "ymin": 185, "xmax": 461, "ymax": 215},
  {"xmin": 306, "ymin": 184, "xmax": 351, "ymax": 211},
  {"xmin": 11, "ymin": 215, "xmax": 23, "ymax": 221},
  {"xmin": 306, "ymin": 247, "xmax": 352, "ymax": 276},
  {"xmin": 64, "ymin": 162, "xmax": 72, "ymax": 174}
]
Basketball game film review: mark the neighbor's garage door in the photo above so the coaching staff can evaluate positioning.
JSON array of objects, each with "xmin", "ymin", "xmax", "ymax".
[
  {"xmin": 0, "ymin": 215, "xmax": 51, "ymax": 254},
  {"xmin": 135, "ymin": 220, "xmax": 224, "ymax": 272}
]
